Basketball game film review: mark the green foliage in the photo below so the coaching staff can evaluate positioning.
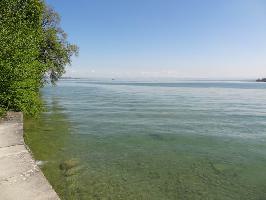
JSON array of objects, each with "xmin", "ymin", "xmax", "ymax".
[
  {"xmin": 0, "ymin": 107, "xmax": 6, "ymax": 118},
  {"xmin": 0, "ymin": 0, "xmax": 44, "ymax": 116},
  {"xmin": 40, "ymin": 4, "xmax": 79, "ymax": 85},
  {"xmin": 0, "ymin": 0, "xmax": 78, "ymax": 116}
]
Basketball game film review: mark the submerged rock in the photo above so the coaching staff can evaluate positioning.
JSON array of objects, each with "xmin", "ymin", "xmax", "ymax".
[{"xmin": 59, "ymin": 159, "xmax": 79, "ymax": 171}]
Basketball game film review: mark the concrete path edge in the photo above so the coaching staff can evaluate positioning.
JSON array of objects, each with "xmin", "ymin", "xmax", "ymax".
[{"xmin": 0, "ymin": 112, "xmax": 60, "ymax": 200}]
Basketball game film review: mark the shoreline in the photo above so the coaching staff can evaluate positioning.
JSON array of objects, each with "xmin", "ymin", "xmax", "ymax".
[{"xmin": 0, "ymin": 112, "xmax": 60, "ymax": 200}]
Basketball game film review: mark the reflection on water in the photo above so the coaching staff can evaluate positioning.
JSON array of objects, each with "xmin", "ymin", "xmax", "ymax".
[
  {"xmin": 25, "ymin": 80, "xmax": 266, "ymax": 200},
  {"xmin": 24, "ymin": 98, "xmax": 81, "ymax": 198}
]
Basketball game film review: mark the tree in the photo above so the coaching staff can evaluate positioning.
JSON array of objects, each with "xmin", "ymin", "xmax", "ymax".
[
  {"xmin": 0, "ymin": 0, "xmax": 45, "ymax": 116},
  {"xmin": 40, "ymin": 4, "xmax": 78, "ymax": 85},
  {"xmin": 0, "ymin": 0, "xmax": 78, "ymax": 116}
]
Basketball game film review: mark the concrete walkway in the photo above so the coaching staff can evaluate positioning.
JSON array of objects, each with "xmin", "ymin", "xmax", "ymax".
[{"xmin": 0, "ymin": 112, "xmax": 60, "ymax": 200}]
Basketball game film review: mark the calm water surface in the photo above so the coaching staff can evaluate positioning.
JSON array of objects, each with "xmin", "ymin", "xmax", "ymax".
[{"xmin": 24, "ymin": 80, "xmax": 266, "ymax": 200}]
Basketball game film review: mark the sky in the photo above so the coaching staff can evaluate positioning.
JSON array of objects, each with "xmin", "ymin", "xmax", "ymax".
[{"xmin": 46, "ymin": 0, "xmax": 266, "ymax": 79}]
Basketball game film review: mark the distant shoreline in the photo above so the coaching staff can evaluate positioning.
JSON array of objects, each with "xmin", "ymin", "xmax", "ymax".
[
  {"xmin": 60, "ymin": 77, "xmax": 259, "ymax": 82},
  {"xmin": 256, "ymin": 78, "xmax": 266, "ymax": 82}
]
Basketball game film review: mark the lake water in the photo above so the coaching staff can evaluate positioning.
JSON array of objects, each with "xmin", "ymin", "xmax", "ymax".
[{"xmin": 24, "ymin": 80, "xmax": 266, "ymax": 200}]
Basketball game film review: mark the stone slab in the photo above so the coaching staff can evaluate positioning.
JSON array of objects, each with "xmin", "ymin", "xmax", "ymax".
[{"xmin": 0, "ymin": 112, "xmax": 60, "ymax": 200}]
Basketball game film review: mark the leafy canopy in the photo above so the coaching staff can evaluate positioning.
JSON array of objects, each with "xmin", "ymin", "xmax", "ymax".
[
  {"xmin": 41, "ymin": 4, "xmax": 78, "ymax": 85},
  {"xmin": 0, "ymin": 0, "xmax": 78, "ymax": 116}
]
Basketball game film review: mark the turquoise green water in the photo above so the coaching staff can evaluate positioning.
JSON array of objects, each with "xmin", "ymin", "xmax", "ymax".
[{"xmin": 25, "ymin": 80, "xmax": 266, "ymax": 200}]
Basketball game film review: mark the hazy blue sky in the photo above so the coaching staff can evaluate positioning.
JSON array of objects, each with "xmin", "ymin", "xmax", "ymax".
[{"xmin": 46, "ymin": 0, "xmax": 266, "ymax": 79}]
